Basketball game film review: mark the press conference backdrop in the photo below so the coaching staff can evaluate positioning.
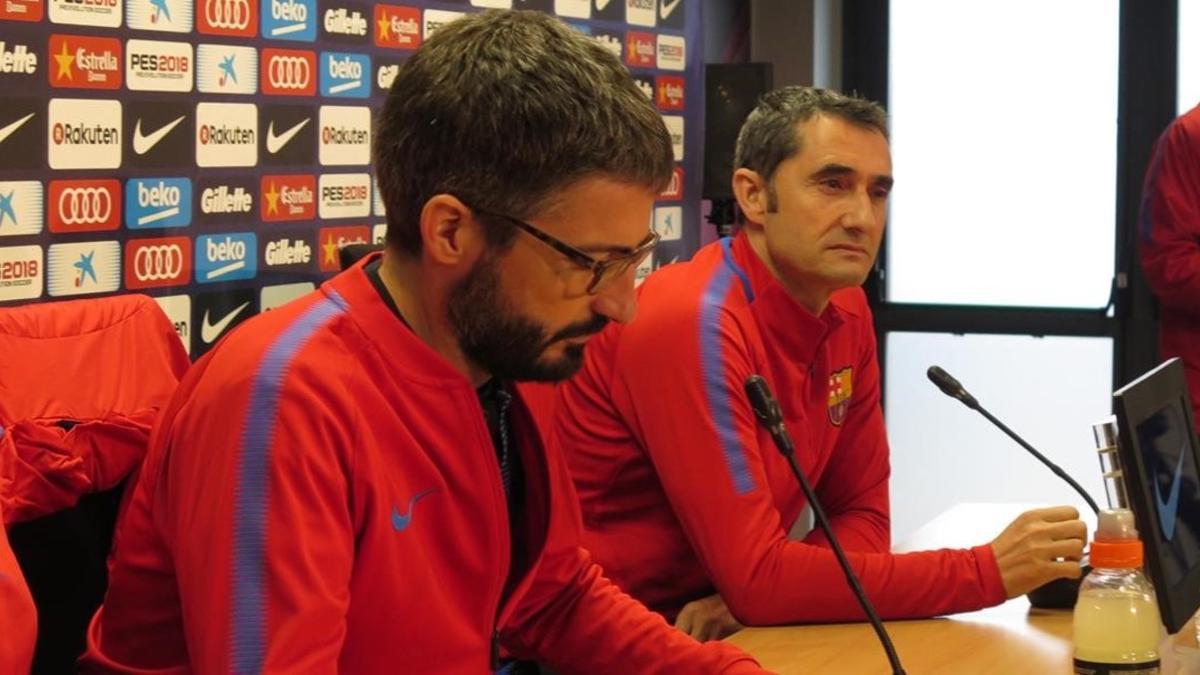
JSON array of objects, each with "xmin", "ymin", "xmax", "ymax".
[{"xmin": 0, "ymin": 0, "xmax": 701, "ymax": 357}]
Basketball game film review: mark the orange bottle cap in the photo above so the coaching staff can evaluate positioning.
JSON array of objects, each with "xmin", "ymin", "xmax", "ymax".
[{"xmin": 1090, "ymin": 539, "xmax": 1143, "ymax": 568}]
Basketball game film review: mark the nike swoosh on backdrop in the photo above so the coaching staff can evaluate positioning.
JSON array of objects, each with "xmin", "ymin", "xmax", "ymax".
[
  {"xmin": 595, "ymin": 0, "xmax": 612, "ymax": 10},
  {"xmin": 0, "ymin": 113, "xmax": 35, "ymax": 145},
  {"xmin": 391, "ymin": 488, "xmax": 436, "ymax": 532},
  {"xmin": 1153, "ymin": 443, "xmax": 1186, "ymax": 541},
  {"xmin": 201, "ymin": 301, "xmax": 250, "ymax": 344},
  {"xmin": 133, "ymin": 116, "xmax": 185, "ymax": 155},
  {"xmin": 659, "ymin": 0, "xmax": 681, "ymax": 19},
  {"xmin": 266, "ymin": 118, "xmax": 310, "ymax": 154}
]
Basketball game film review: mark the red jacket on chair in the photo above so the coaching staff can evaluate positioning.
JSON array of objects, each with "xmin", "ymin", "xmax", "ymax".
[{"xmin": 0, "ymin": 294, "xmax": 189, "ymax": 674}]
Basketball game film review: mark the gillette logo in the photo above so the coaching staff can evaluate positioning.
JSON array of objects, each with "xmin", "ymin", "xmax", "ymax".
[
  {"xmin": 323, "ymin": 5, "xmax": 366, "ymax": 37},
  {"xmin": 201, "ymin": 184, "xmax": 252, "ymax": 215}
]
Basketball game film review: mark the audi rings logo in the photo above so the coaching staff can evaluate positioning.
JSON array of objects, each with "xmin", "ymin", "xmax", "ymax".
[
  {"xmin": 48, "ymin": 179, "xmax": 121, "ymax": 233},
  {"xmin": 135, "ymin": 244, "xmax": 184, "ymax": 281},
  {"xmin": 270, "ymin": 56, "xmax": 309, "ymax": 88},
  {"xmin": 125, "ymin": 236, "xmax": 191, "ymax": 289},
  {"xmin": 262, "ymin": 49, "xmax": 315, "ymax": 95},
  {"xmin": 204, "ymin": 0, "xmax": 250, "ymax": 29},
  {"xmin": 58, "ymin": 188, "xmax": 113, "ymax": 226}
]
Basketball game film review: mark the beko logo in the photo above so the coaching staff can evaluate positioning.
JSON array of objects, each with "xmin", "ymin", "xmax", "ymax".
[
  {"xmin": 320, "ymin": 51, "xmax": 368, "ymax": 98},
  {"xmin": 125, "ymin": 177, "xmax": 192, "ymax": 229},
  {"xmin": 0, "ymin": 245, "xmax": 43, "ymax": 302},
  {"xmin": 125, "ymin": 236, "xmax": 191, "ymax": 289},
  {"xmin": 625, "ymin": 32, "xmax": 654, "ymax": 68},
  {"xmin": 126, "ymin": 40, "xmax": 194, "ymax": 92},
  {"xmin": 0, "ymin": 42, "xmax": 38, "ymax": 76},
  {"xmin": 0, "ymin": 181, "xmax": 44, "ymax": 237},
  {"xmin": 261, "ymin": 174, "xmax": 316, "ymax": 221},
  {"xmin": 49, "ymin": 0, "xmax": 121, "ymax": 28},
  {"xmin": 199, "ymin": 0, "xmax": 255, "ymax": 35},
  {"xmin": 318, "ymin": 105, "xmax": 369, "ymax": 165},
  {"xmin": 263, "ymin": 234, "xmax": 312, "ymax": 268},
  {"xmin": 196, "ymin": 102, "xmax": 257, "ymax": 167},
  {"xmin": 624, "ymin": 0, "xmax": 653, "ymax": 26},
  {"xmin": 48, "ymin": 98, "xmax": 121, "ymax": 170},
  {"xmin": 262, "ymin": 48, "xmax": 315, "ymax": 95},
  {"xmin": 48, "ymin": 34, "xmax": 122, "ymax": 90},
  {"xmin": 662, "ymin": 115, "xmax": 683, "ymax": 161},
  {"xmin": 423, "ymin": 8, "xmax": 464, "ymax": 39},
  {"xmin": 373, "ymin": 4, "xmax": 420, "ymax": 49},
  {"xmin": 322, "ymin": 3, "xmax": 367, "ymax": 41},
  {"xmin": 196, "ymin": 44, "xmax": 257, "ymax": 94},
  {"xmin": 46, "ymin": 240, "xmax": 120, "ymax": 297},
  {"xmin": 126, "ymin": 0, "xmax": 194, "ymax": 32},
  {"xmin": 195, "ymin": 233, "xmax": 257, "ymax": 283},
  {"xmin": 656, "ymin": 34, "xmax": 685, "ymax": 71},
  {"xmin": 48, "ymin": 179, "xmax": 121, "ymax": 232},
  {"xmin": 262, "ymin": 0, "xmax": 316, "ymax": 41},
  {"xmin": 318, "ymin": 173, "xmax": 370, "ymax": 219}
]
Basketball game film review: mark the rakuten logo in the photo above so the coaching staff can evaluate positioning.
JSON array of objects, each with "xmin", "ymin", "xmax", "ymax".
[
  {"xmin": 198, "ymin": 0, "xmax": 255, "ymax": 36},
  {"xmin": 124, "ymin": 236, "xmax": 191, "ymax": 289},
  {"xmin": 48, "ymin": 98, "xmax": 121, "ymax": 170},
  {"xmin": 195, "ymin": 232, "xmax": 257, "ymax": 283},
  {"xmin": 318, "ymin": 105, "xmax": 369, "ymax": 166},
  {"xmin": 373, "ymin": 4, "xmax": 420, "ymax": 49},
  {"xmin": 126, "ymin": 39, "xmax": 193, "ymax": 92},
  {"xmin": 48, "ymin": 179, "xmax": 120, "ymax": 232},
  {"xmin": 318, "ymin": 173, "xmax": 370, "ymax": 219},
  {"xmin": 0, "ymin": 245, "xmax": 43, "ymax": 301},
  {"xmin": 196, "ymin": 101, "xmax": 257, "ymax": 167},
  {"xmin": 260, "ymin": 174, "xmax": 315, "ymax": 221}
]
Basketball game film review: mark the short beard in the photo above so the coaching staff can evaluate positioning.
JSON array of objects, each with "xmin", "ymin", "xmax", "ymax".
[{"xmin": 447, "ymin": 254, "xmax": 609, "ymax": 382}]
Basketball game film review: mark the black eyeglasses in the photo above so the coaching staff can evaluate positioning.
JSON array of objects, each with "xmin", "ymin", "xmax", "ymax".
[{"xmin": 466, "ymin": 203, "xmax": 660, "ymax": 294}]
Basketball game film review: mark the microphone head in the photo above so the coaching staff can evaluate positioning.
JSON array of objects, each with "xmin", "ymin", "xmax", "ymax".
[
  {"xmin": 927, "ymin": 365, "xmax": 979, "ymax": 409},
  {"xmin": 744, "ymin": 375, "xmax": 779, "ymax": 425}
]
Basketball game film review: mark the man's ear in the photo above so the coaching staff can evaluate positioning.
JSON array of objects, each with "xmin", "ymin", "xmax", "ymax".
[
  {"xmin": 419, "ymin": 194, "xmax": 486, "ymax": 266},
  {"xmin": 732, "ymin": 168, "xmax": 771, "ymax": 227}
]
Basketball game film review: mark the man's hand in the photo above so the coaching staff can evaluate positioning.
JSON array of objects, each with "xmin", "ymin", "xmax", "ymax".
[
  {"xmin": 990, "ymin": 506, "xmax": 1088, "ymax": 598},
  {"xmin": 674, "ymin": 593, "xmax": 744, "ymax": 642}
]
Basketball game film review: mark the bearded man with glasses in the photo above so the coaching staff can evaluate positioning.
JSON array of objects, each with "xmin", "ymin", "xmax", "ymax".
[{"xmin": 82, "ymin": 10, "xmax": 761, "ymax": 674}]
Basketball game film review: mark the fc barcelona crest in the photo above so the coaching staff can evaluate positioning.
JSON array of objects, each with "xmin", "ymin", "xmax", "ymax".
[{"xmin": 827, "ymin": 367, "xmax": 853, "ymax": 426}]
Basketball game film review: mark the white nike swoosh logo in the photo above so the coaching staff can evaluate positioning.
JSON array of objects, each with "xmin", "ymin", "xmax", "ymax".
[
  {"xmin": 1153, "ymin": 443, "xmax": 1186, "ymax": 541},
  {"xmin": 0, "ymin": 113, "xmax": 35, "ymax": 145},
  {"xmin": 132, "ymin": 116, "xmax": 185, "ymax": 155},
  {"xmin": 595, "ymin": 0, "xmax": 612, "ymax": 9},
  {"xmin": 201, "ymin": 302, "xmax": 250, "ymax": 344},
  {"xmin": 659, "ymin": 0, "xmax": 681, "ymax": 19},
  {"xmin": 266, "ymin": 118, "xmax": 310, "ymax": 154}
]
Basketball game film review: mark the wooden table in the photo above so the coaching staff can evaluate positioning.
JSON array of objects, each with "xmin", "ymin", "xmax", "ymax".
[{"xmin": 726, "ymin": 503, "xmax": 1199, "ymax": 674}]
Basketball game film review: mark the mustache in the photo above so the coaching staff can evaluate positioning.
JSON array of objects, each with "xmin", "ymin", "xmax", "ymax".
[{"xmin": 546, "ymin": 314, "xmax": 610, "ymax": 345}]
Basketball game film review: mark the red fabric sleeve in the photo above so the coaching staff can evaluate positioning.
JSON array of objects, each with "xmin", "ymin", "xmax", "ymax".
[
  {"xmin": 1140, "ymin": 110, "xmax": 1200, "ymax": 312},
  {"xmin": 502, "ymin": 430, "xmax": 764, "ymax": 674},
  {"xmin": 1, "ymin": 409, "xmax": 158, "ymax": 525},
  {"xmin": 611, "ymin": 301, "xmax": 1005, "ymax": 625}
]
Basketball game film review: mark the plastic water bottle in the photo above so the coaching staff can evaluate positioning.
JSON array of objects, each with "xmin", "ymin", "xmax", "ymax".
[{"xmin": 1073, "ymin": 508, "xmax": 1162, "ymax": 674}]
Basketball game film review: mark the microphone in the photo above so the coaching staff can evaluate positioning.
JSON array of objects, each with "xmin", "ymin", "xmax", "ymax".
[
  {"xmin": 744, "ymin": 375, "xmax": 906, "ymax": 675},
  {"xmin": 925, "ymin": 365, "xmax": 1100, "ymax": 514}
]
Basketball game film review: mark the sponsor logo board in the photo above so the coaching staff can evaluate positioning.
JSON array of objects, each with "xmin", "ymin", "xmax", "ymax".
[
  {"xmin": 196, "ymin": 101, "xmax": 257, "ymax": 167},
  {"xmin": 320, "ymin": 0, "xmax": 368, "ymax": 43},
  {"xmin": 261, "ymin": 47, "xmax": 315, "ymax": 95},
  {"xmin": 0, "ymin": 99, "xmax": 42, "ymax": 170},
  {"xmin": 373, "ymin": 4, "xmax": 419, "ymax": 49},
  {"xmin": 197, "ymin": 175, "xmax": 255, "ymax": 224},
  {"xmin": 261, "ymin": 231, "xmax": 313, "ymax": 271},
  {"xmin": 1, "ymin": 0, "xmax": 44, "ymax": 21},
  {"xmin": 260, "ymin": 103, "xmax": 315, "ymax": 165},
  {"xmin": 198, "ymin": 0, "xmax": 256, "ymax": 36},
  {"xmin": 319, "ymin": 50, "xmax": 368, "ymax": 98},
  {"xmin": 125, "ymin": 100, "xmax": 192, "ymax": 167},
  {"xmin": 656, "ymin": 75, "xmax": 683, "ymax": 110},
  {"xmin": 48, "ymin": 97, "xmax": 121, "ymax": 170},
  {"xmin": 124, "ymin": 235, "xmax": 191, "ymax": 288},
  {"xmin": 0, "ymin": 181, "xmax": 44, "ymax": 237},
  {"xmin": 0, "ymin": 245, "xmax": 43, "ymax": 301},
  {"xmin": 125, "ymin": 177, "xmax": 191, "ymax": 229},
  {"xmin": 196, "ymin": 44, "xmax": 257, "ymax": 94},
  {"xmin": 195, "ymin": 232, "xmax": 257, "ymax": 283},
  {"xmin": 261, "ymin": 0, "xmax": 315, "ymax": 41},
  {"xmin": 126, "ymin": 39, "xmax": 193, "ymax": 91},
  {"xmin": 653, "ymin": 205, "xmax": 681, "ymax": 242},
  {"xmin": 125, "ymin": 0, "xmax": 193, "ymax": 32},
  {"xmin": 193, "ymin": 287, "xmax": 256, "ymax": 355},
  {"xmin": 662, "ymin": 114, "xmax": 683, "ymax": 160},
  {"xmin": 48, "ymin": 33, "xmax": 122, "ymax": 89},
  {"xmin": 318, "ymin": 172, "xmax": 370, "ymax": 219},
  {"xmin": 261, "ymin": 281, "xmax": 314, "ymax": 310},
  {"xmin": 318, "ymin": 104, "xmax": 369, "ymax": 165},
  {"xmin": 260, "ymin": 174, "xmax": 315, "ymax": 221},
  {"xmin": 317, "ymin": 224, "xmax": 368, "ymax": 271},
  {"xmin": 49, "ymin": 0, "xmax": 121, "ymax": 28},
  {"xmin": 656, "ymin": 33, "xmax": 684, "ymax": 71},
  {"xmin": 46, "ymin": 239, "xmax": 120, "ymax": 296},
  {"xmin": 422, "ymin": 8, "xmax": 463, "ymax": 38},
  {"xmin": 154, "ymin": 293, "xmax": 191, "ymax": 354},
  {"xmin": 48, "ymin": 179, "xmax": 121, "ymax": 232}
]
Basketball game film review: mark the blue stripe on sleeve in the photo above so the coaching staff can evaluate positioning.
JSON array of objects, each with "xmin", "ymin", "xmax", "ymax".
[{"xmin": 230, "ymin": 289, "xmax": 348, "ymax": 674}]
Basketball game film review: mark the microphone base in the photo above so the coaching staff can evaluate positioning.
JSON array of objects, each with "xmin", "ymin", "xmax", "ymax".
[{"xmin": 1026, "ymin": 561, "xmax": 1091, "ymax": 610}]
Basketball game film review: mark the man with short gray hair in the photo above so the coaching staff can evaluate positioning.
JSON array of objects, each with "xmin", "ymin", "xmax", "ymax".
[{"xmin": 555, "ymin": 85, "xmax": 1088, "ymax": 640}]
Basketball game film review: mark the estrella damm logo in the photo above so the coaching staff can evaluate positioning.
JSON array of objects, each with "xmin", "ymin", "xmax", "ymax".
[{"xmin": 827, "ymin": 366, "xmax": 853, "ymax": 426}]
